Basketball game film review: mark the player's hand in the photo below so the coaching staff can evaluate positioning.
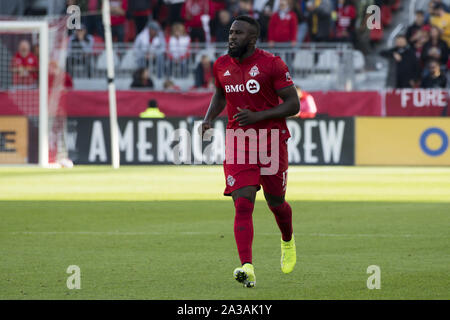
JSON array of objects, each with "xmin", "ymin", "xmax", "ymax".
[
  {"xmin": 200, "ymin": 120, "xmax": 212, "ymax": 137},
  {"xmin": 233, "ymin": 107, "xmax": 261, "ymax": 126}
]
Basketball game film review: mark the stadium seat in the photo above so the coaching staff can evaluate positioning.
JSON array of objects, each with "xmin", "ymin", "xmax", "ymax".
[
  {"xmin": 119, "ymin": 48, "xmax": 137, "ymax": 71},
  {"xmin": 96, "ymin": 50, "xmax": 120, "ymax": 70},
  {"xmin": 293, "ymin": 50, "xmax": 315, "ymax": 71},
  {"xmin": 353, "ymin": 50, "xmax": 365, "ymax": 71},
  {"xmin": 316, "ymin": 50, "xmax": 339, "ymax": 71}
]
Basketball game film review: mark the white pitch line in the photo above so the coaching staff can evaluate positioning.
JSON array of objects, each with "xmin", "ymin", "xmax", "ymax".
[{"xmin": 2, "ymin": 231, "xmax": 447, "ymax": 238}]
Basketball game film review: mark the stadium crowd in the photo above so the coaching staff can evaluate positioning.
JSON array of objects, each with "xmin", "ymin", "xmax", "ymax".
[
  {"xmin": 60, "ymin": 0, "xmax": 401, "ymax": 89},
  {"xmin": 381, "ymin": 0, "xmax": 450, "ymax": 88},
  {"xmin": 6, "ymin": 0, "xmax": 450, "ymax": 89}
]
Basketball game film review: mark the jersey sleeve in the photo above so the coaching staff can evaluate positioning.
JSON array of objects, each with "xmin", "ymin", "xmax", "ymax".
[{"xmin": 271, "ymin": 56, "xmax": 294, "ymax": 91}]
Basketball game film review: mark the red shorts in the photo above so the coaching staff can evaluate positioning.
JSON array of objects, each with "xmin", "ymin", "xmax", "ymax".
[{"xmin": 223, "ymin": 138, "xmax": 289, "ymax": 197}]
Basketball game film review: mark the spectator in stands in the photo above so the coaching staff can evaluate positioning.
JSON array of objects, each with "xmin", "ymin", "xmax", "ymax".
[
  {"xmin": 334, "ymin": 0, "xmax": 356, "ymax": 43},
  {"xmin": 406, "ymin": 10, "xmax": 428, "ymax": 45},
  {"xmin": 131, "ymin": 67, "xmax": 154, "ymax": 88},
  {"xmin": 291, "ymin": 0, "xmax": 309, "ymax": 45},
  {"xmin": 268, "ymin": 0, "xmax": 298, "ymax": 47},
  {"xmin": 354, "ymin": 0, "xmax": 373, "ymax": 54},
  {"xmin": 128, "ymin": 0, "xmax": 153, "ymax": 35},
  {"xmin": 133, "ymin": 20, "xmax": 166, "ymax": 78},
  {"xmin": 430, "ymin": 0, "xmax": 450, "ymax": 13},
  {"xmin": 167, "ymin": 23, "xmax": 191, "ymax": 77},
  {"xmin": 235, "ymin": 0, "xmax": 254, "ymax": 17},
  {"xmin": 214, "ymin": 9, "xmax": 233, "ymax": 42},
  {"xmin": 11, "ymin": 39, "xmax": 38, "ymax": 86},
  {"xmin": 181, "ymin": 0, "xmax": 210, "ymax": 43},
  {"xmin": 268, "ymin": 0, "xmax": 298, "ymax": 72},
  {"xmin": 83, "ymin": 0, "xmax": 103, "ymax": 38},
  {"xmin": 380, "ymin": 35, "xmax": 421, "ymax": 88},
  {"xmin": 306, "ymin": 0, "xmax": 332, "ymax": 42},
  {"xmin": 430, "ymin": 2, "xmax": 450, "ymax": 47},
  {"xmin": 66, "ymin": 24, "xmax": 94, "ymax": 78},
  {"xmin": 412, "ymin": 28, "xmax": 430, "ymax": 62},
  {"xmin": 257, "ymin": 3, "xmax": 273, "ymax": 42},
  {"xmin": 421, "ymin": 26, "xmax": 449, "ymax": 69},
  {"xmin": 163, "ymin": 79, "xmax": 182, "ymax": 91},
  {"xmin": 421, "ymin": 59, "xmax": 448, "ymax": 88},
  {"xmin": 110, "ymin": 0, "xmax": 128, "ymax": 42},
  {"xmin": 194, "ymin": 54, "xmax": 214, "ymax": 89},
  {"xmin": 165, "ymin": 0, "xmax": 186, "ymax": 25},
  {"xmin": 227, "ymin": 0, "xmax": 241, "ymax": 17}
]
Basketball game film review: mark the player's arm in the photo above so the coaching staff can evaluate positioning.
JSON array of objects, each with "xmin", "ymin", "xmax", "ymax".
[
  {"xmin": 233, "ymin": 85, "xmax": 300, "ymax": 126},
  {"xmin": 201, "ymin": 85, "xmax": 226, "ymax": 135}
]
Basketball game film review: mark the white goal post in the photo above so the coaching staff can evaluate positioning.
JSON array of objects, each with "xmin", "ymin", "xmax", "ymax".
[
  {"xmin": 102, "ymin": 0, "xmax": 120, "ymax": 169},
  {"xmin": 0, "ymin": 20, "xmax": 49, "ymax": 167}
]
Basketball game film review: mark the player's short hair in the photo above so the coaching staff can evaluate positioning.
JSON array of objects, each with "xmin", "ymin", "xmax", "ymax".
[{"xmin": 234, "ymin": 15, "xmax": 260, "ymax": 39}]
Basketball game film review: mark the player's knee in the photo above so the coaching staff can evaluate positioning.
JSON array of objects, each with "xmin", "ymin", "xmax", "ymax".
[
  {"xmin": 264, "ymin": 193, "xmax": 285, "ymax": 208},
  {"xmin": 232, "ymin": 186, "xmax": 256, "ymax": 204}
]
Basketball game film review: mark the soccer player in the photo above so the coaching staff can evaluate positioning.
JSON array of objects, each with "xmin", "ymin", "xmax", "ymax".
[{"xmin": 201, "ymin": 15, "xmax": 300, "ymax": 288}]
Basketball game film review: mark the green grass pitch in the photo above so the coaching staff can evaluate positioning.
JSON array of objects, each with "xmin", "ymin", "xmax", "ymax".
[{"xmin": 0, "ymin": 166, "xmax": 449, "ymax": 300}]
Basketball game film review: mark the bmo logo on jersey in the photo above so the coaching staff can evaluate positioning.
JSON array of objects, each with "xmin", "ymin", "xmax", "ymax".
[
  {"xmin": 225, "ymin": 80, "xmax": 260, "ymax": 94},
  {"xmin": 225, "ymin": 84, "xmax": 245, "ymax": 93},
  {"xmin": 246, "ymin": 79, "xmax": 260, "ymax": 94}
]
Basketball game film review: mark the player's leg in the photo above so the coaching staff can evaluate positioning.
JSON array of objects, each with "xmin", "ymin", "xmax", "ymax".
[
  {"xmin": 264, "ymin": 192, "xmax": 293, "ymax": 242},
  {"xmin": 232, "ymin": 185, "xmax": 257, "ymax": 266},
  {"xmin": 264, "ymin": 190, "xmax": 296, "ymax": 274},
  {"xmin": 231, "ymin": 186, "xmax": 257, "ymax": 287},
  {"xmin": 260, "ymin": 139, "xmax": 296, "ymax": 274}
]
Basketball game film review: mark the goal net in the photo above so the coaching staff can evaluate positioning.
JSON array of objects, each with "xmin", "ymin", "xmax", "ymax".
[{"xmin": 0, "ymin": 17, "xmax": 70, "ymax": 167}]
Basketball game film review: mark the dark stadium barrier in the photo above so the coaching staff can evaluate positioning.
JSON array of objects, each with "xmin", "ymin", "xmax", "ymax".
[
  {"xmin": 67, "ymin": 117, "xmax": 355, "ymax": 166},
  {"xmin": 2, "ymin": 90, "xmax": 449, "ymax": 117}
]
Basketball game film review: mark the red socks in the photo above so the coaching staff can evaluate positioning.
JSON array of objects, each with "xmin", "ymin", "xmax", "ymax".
[
  {"xmin": 233, "ymin": 198, "xmax": 293, "ymax": 265},
  {"xmin": 269, "ymin": 201, "xmax": 293, "ymax": 242},
  {"xmin": 233, "ymin": 197, "xmax": 255, "ymax": 265}
]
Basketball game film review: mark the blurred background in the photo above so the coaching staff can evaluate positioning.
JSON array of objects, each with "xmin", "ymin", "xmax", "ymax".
[
  {"xmin": 0, "ymin": 0, "xmax": 449, "ymax": 166},
  {"xmin": 3, "ymin": 0, "xmax": 448, "ymax": 92}
]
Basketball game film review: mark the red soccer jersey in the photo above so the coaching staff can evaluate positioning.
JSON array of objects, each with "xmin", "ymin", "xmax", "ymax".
[
  {"xmin": 110, "ymin": 0, "xmax": 128, "ymax": 26},
  {"xmin": 11, "ymin": 52, "xmax": 38, "ymax": 86},
  {"xmin": 213, "ymin": 48, "xmax": 294, "ymax": 142},
  {"xmin": 267, "ymin": 11, "xmax": 298, "ymax": 43}
]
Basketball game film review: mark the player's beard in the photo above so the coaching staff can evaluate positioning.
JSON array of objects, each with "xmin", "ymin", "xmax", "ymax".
[{"xmin": 228, "ymin": 41, "xmax": 250, "ymax": 58}]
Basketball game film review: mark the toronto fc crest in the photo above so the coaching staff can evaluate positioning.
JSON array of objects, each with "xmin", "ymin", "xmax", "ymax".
[{"xmin": 249, "ymin": 65, "xmax": 260, "ymax": 77}]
